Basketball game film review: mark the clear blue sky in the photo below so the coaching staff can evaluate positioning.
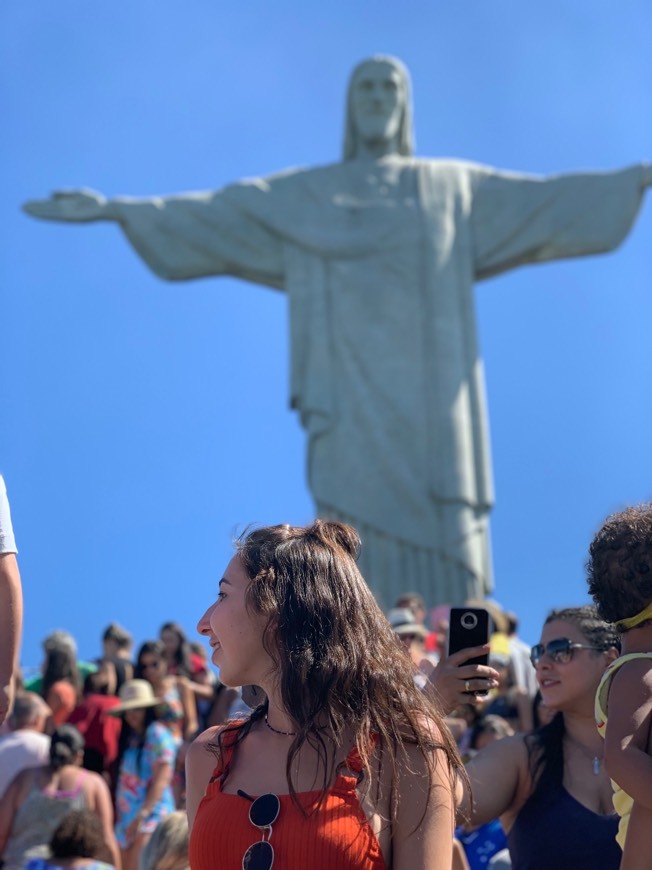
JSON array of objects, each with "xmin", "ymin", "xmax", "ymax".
[{"xmin": 2, "ymin": 3, "xmax": 651, "ymax": 673}]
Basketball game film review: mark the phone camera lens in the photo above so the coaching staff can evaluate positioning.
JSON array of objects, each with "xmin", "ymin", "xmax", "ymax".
[{"xmin": 461, "ymin": 612, "xmax": 478, "ymax": 630}]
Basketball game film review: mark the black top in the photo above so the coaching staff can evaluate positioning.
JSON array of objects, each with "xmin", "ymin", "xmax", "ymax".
[{"xmin": 507, "ymin": 781, "xmax": 621, "ymax": 870}]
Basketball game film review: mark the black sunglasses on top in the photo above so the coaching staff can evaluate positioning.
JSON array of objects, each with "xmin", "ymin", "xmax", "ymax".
[
  {"xmin": 238, "ymin": 790, "xmax": 280, "ymax": 870},
  {"xmin": 530, "ymin": 637, "xmax": 605, "ymax": 666}
]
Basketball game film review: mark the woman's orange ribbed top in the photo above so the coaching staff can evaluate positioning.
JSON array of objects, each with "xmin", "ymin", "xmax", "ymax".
[{"xmin": 189, "ymin": 728, "xmax": 387, "ymax": 870}]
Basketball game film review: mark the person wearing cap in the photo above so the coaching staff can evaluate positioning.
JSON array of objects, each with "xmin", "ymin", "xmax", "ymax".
[
  {"xmin": 110, "ymin": 680, "xmax": 177, "ymax": 870},
  {"xmin": 387, "ymin": 607, "xmax": 436, "ymax": 689}
]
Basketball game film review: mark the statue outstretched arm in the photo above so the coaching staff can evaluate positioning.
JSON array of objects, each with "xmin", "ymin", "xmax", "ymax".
[
  {"xmin": 471, "ymin": 163, "xmax": 649, "ymax": 281},
  {"xmin": 23, "ymin": 186, "xmax": 286, "ymax": 287},
  {"xmin": 642, "ymin": 162, "xmax": 652, "ymax": 188},
  {"xmin": 23, "ymin": 189, "xmax": 116, "ymax": 223}
]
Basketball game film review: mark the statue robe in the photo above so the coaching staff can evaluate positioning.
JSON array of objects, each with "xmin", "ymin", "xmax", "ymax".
[{"xmin": 110, "ymin": 158, "xmax": 646, "ymax": 606}]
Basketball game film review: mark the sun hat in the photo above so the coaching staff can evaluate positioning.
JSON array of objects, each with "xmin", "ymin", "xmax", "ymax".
[
  {"xmin": 464, "ymin": 598, "xmax": 509, "ymax": 634},
  {"xmin": 108, "ymin": 679, "xmax": 160, "ymax": 716},
  {"xmin": 387, "ymin": 607, "xmax": 428, "ymax": 638}
]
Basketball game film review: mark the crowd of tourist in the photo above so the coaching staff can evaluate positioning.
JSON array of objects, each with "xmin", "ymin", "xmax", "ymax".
[
  {"xmin": 0, "ymin": 617, "xmax": 246, "ymax": 870},
  {"xmin": 2, "ymin": 472, "xmax": 652, "ymax": 869}
]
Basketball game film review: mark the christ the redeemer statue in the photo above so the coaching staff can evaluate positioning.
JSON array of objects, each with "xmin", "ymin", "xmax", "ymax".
[{"xmin": 24, "ymin": 56, "xmax": 651, "ymax": 608}]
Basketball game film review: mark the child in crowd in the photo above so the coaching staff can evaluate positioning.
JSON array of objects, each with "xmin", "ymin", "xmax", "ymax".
[{"xmin": 588, "ymin": 504, "xmax": 652, "ymax": 870}]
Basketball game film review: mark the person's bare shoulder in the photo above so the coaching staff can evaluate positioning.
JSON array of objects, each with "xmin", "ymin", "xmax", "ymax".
[
  {"xmin": 188, "ymin": 725, "xmax": 223, "ymax": 759},
  {"xmin": 186, "ymin": 725, "xmax": 226, "ymax": 829},
  {"xmin": 463, "ymin": 732, "xmax": 532, "ymax": 830}
]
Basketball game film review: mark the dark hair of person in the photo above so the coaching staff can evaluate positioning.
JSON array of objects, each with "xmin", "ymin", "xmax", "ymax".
[
  {"xmin": 531, "ymin": 691, "xmax": 546, "ymax": 730},
  {"xmin": 117, "ymin": 704, "xmax": 160, "ymax": 776},
  {"xmin": 135, "ymin": 640, "xmax": 167, "ymax": 679},
  {"xmin": 211, "ymin": 520, "xmax": 467, "ymax": 821},
  {"xmin": 525, "ymin": 606, "xmax": 619, "ymax": 797},
  {"xmin": 41, "ymin": 646, "xmax": 81, "ymax": 703},
  {"xmin": 469, "ymin": 714, "xmax": 513, "ymax": 750},
  {"xmin": 160, "ymin": 621, "xmax": 193, "ymax": 677},
  {"xmin": 587, "ymin": 504, "xmax": 652, "ymax": 629},
  {"xmin": 505, "ymin": 611, "xmax": 519, "ymax": 636},
  {"xmin": 83, "ymin": 670, "xmax": 109, "ymax": 696},
  {"xmin": 50, "ymin": 724, "xmax": 85, "ymax": 771},
  {"xmin": 50, "ymin": 809, "xmax": 112, "ymax": 862},
  {"xmin": 102, "ymin": 621, "xmax": 133, "ymax": 650}
]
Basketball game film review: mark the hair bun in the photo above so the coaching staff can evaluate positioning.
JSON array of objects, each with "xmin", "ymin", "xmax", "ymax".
[{"xmin": 313, "ymin": 520, "xmax": 361, "ymax": 561}]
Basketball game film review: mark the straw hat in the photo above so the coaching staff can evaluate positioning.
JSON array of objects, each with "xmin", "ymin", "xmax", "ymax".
[
  {"xmin": 108, "ymin": 679, "xmax": 160, "ymax": 715},
  {"xmin": 464, "ymin": 598, "xmax": 509, "ymax": 634}
]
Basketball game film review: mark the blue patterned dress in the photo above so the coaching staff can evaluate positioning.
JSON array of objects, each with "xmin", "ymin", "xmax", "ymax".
[{"xmin": 115, "ymin": 721, "xmax": 177, "ymax": 847}]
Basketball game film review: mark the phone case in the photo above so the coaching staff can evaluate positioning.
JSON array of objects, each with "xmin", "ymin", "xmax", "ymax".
[{"xmin": 448, "ymin": 607, "xmax": 490, "ymax": 668}]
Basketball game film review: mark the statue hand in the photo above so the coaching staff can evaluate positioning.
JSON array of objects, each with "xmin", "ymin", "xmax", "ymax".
[{"xmin": 22, "ymin": 188, "xmax": 109, "ymax": 222}]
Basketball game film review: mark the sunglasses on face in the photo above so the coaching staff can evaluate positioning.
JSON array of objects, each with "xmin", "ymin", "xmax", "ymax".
[
  {"xmin": 237, "ymin": 790, "xmax": 280, "ymax": 870},
  {"xmin": 530, "ymin": 637, "xmax": 605, "ymax": 666},
  {"xmin": 140, "ymin": 660, "xmax": 161, "ymax": 670}
]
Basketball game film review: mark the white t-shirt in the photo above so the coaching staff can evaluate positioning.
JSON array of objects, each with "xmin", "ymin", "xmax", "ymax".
[{"xmin": 0, "ymin": 729, "xmax": 50, "ymax": 798}]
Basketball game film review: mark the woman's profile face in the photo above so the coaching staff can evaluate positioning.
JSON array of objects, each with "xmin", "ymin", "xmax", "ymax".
[
  {"xmin": 197, "ymin": 555, "xmax": 273, "ymax": 689},
  {"xmin": 535, "ymin": 619, "xmax": 610, "ymax": 713}
]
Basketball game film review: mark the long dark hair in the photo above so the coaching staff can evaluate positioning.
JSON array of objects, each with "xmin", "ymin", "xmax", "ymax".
[
  {"xmin": 42, "ymin": 640, "xmax": 81, "ymax": 702},
  {"xmin": 135, "ymin": 640, "xmax": 167, "ymax": 680},
  {"xmin": 525, "ymin": 605, "xmax": 619, "ymax": 797},
  {"xmin": 160, "ymin": 621, "xmax": 193, "ymax": 677},
  {"xmin": 117, "ymin": 705, "xmax": 159, "ymax": 776},
  {"xmin": 211, "ymin": 520, "xmax": 466, "ymax": 819}
]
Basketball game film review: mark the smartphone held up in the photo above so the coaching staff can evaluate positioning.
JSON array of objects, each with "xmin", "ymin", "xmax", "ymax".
[{"xmin": 447, "ymin": 607, "xmax": 490, "ymax": 695}]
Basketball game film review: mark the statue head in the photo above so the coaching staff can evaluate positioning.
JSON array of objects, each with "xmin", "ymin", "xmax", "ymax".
[{"xmin": 343, "ymin": 55, "xmax": 414, "ymax": 160}]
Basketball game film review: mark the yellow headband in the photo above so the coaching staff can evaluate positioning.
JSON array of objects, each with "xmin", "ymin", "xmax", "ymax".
[{"xmin": 616, "ymin": 601, "xmax": 652, "ymax": 631}]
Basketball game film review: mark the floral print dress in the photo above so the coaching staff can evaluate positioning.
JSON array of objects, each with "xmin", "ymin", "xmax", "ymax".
[{"xmin": 115, "ymin": 721, "xmax": 177, "ymax": 847}]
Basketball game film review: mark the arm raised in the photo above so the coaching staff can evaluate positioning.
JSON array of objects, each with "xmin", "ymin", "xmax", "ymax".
[
  {"xmin": 457, "ymin": 733, "xmax": 530, "ymax": 829},
  {"xmin": 426, "ymin": 645, "xmax": 499, "ymax": 715}
]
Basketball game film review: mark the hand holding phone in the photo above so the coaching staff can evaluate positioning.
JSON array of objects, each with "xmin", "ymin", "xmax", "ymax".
[{"xmin": 448, "ymin": 607, "xmax": 490, "ymax": 694}]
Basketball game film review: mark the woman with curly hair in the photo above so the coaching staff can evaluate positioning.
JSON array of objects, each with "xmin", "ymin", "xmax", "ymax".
[
  {"xmin": 588, "ymin": 503, "xmax": 652, "ymax": 870},
  {"xmin": 457, "ymin": 605, "xmax": 621, "ymax": 869},
  {"xmin": 23, "ymin": 809, "xmax": 116, "ymax": 870},
  {"xmin": 186, "ymin": 520, "xmax": 465, "ymax": 870}
]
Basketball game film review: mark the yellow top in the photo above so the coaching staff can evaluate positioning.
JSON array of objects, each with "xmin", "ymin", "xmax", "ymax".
[
  {"xmin": 615, "ymin": 601, "xmax": 652, "ymax": 631},
  {"xmin": 595, "ymin": 652, "xmax": 652, "ymax": 849}
]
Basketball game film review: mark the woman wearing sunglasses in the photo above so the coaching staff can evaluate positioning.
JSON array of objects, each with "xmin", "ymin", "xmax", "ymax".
[
  {"xmin": 457, "ymin": 605, "xmax": 621, "ymax": 869},
  {"xmin": 186, "ymin": 520, "xmax": 466, "ymax": 869},
  {"xmin": 136, "ymin": 641, "xmax": 198, "ymax": 743}
]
